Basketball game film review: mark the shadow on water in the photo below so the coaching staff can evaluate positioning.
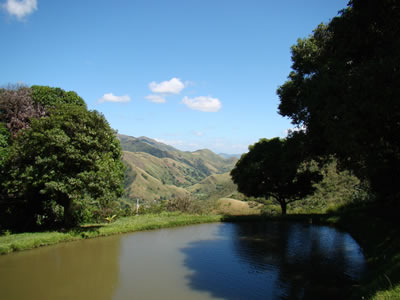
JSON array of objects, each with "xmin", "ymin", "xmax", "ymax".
[{"xmin": 180, "ymin": 222, "xmax": 366, "ymax": 300}]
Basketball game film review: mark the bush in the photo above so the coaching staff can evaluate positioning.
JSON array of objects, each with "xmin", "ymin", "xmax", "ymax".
[{"xmin": 166, "ymin": 196, "xmax": 192, "ymax": 212}]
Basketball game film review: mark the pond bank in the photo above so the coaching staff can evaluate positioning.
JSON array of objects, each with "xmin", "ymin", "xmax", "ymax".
[
  {"xmin": 1, "ymin": 211, "xmax": 398, "ymax": 299},
  {"xmin": 0, "ymin": 213, "xmax": 222, "ymax": 255}
]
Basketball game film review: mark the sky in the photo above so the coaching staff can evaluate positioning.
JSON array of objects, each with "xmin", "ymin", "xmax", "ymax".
[{"xmin": 1, "ymin": 0, "xmax": 349, "ymax": 154}]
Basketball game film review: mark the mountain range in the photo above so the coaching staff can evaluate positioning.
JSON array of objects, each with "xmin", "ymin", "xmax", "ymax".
[{"xmin": 118, "ymin": 134, "xmax": 240, "ymax": 203}]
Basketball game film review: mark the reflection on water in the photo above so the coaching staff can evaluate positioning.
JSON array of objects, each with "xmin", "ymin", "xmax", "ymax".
[
  {"xmin": 0, "ymin": 222, "xmax": 366, "ymax": 300},
  {"xmin": 182, "ymin": 222, "xmax": 366, "ymax": 299},
  {"xmin": 0, "ymin": 234, "xmax": 121, "ymax": 300}
]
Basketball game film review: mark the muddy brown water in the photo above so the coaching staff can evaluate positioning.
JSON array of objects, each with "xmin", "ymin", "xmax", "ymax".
[{"xmin": 0, "ymin": 222, "xmax": 366, "ymax": 299}]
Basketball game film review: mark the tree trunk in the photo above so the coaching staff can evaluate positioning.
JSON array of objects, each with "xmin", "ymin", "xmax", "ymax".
[
  {"xmin": 279, "ymin": 201, "xmax": 287, "ymax": 215},
  {"xmin": 63, "ymin": 198, "xmax": 74, "ymax": 228}
]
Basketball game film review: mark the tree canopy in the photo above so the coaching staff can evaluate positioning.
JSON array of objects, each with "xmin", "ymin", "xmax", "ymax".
[
  {"xmin": 230, "ymin": 136, "xmax": 321, "ymax": 214},
  {"xmin": 31, "ymin": 85, "xmax": 86, "ymax": 108},
  {"xmin": 4, "ymin": 104, "xmax": 124, "ymax": 228},
  {"xmin": 277, "ymin": 0, "xmax": 400, "ymax": 204},
  {"xmin": 1, "ymin": 86, "xmax": 124, "ymax": 229}
]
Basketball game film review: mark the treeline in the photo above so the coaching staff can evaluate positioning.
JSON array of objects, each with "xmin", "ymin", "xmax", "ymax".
[
  {"xmin": 0, "ymin": 85, "xmax": 125, "ymax": 231},
  {"xmin": 232, "ymin": 0, "xmax": 400, "ymax": 214}
]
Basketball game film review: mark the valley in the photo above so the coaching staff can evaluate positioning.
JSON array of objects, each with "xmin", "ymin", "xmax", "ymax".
[{"xmin": 119, "ymin": 134, "xmax": 247, "ymax": 211}]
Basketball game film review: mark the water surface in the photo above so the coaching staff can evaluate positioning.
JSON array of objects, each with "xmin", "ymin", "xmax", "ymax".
[{"xmin": 0, "ymin": 222, "xmax": 366, "ymax": 299}]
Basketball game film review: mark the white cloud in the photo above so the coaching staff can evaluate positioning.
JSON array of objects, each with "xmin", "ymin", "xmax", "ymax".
[
  {"xmin": 149, "ymin": 77, "xmax": 185, "ymax": 94},
  {"xmin": 145, "ymin": 94, "xmax": 166, "ymax": 103},
  {"xmin": 4, "ymin": 0, "xmax": 37, "ymax": 19},
  {"xmin": 182, "ymin": 96, "xmax": 222, "ymax": 112},
  {"xmin": 98, "ymin": 93, "xmax": 131, "ymax": 103}
]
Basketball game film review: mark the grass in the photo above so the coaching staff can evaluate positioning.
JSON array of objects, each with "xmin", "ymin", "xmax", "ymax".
[
  {"xmin": 216, "ymin": 198, "xmax": 261, "ymax": 215},
  {"xmin": 0, "ymin": 212, "xmax": 222, "ymax": 255}
]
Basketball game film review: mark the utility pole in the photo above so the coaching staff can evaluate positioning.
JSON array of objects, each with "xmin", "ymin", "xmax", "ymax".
[{"xmin": 136, "ymin": 198, "xmax": 139, "ymax": 215}]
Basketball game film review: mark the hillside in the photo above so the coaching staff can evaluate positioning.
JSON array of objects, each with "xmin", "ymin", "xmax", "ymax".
[
  {"xmin": 188, "ymin": 172, "xmax": 238, "ymax": 201},
  {"xmin": 118, "ymin": 134, "xmax": 239, "ymax": 203},
  {"xmin": 119, "ymin": 135, "xmax": 236, "ymax": 174},
  {"xmin": 123, "ymin": 151, "xmax": 189, "ymax": 202}
]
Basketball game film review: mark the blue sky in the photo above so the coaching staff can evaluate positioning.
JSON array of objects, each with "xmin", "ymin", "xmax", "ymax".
[{"xmin": 1, "ymin": 0, "xmax": 349, "ymax": 154}]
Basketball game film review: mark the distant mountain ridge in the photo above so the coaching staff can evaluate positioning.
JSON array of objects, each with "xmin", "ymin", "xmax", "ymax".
[
  {"xmin": 118, "ymin": 134, "xmax": 239, "ymax": 203},
  {"xmin": 218, "ymin": 153, "xmax": 242, "ymax": 159}
]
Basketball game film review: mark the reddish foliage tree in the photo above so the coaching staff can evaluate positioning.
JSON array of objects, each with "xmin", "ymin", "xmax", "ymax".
[{"xmin": 0, "ymin": 86, "xmax": 46, "ymax": 138}]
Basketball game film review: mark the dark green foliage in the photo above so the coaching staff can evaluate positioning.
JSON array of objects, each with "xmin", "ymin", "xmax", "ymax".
[
  {"xmin": 288, "ymin": 158, "xmax": 369, "ymax": 213},
  {"xmin": 0, "ymin": 85, "xmax": 124, "ymax": 230},
  {"xmin": 230, "ymin": 137, "xmax": 322, "ymax": 214},
  {"xmin": 277, "ymin": 0, "xmax": 400, "ymax": 204},
  {"xmin": 4, "ymin": 104, "xmax": 124, "ymax": 228},
  {"xmin": 0, "ymin": 123, "xmax": 9, "ymax": 169},
  {"xmin": 31, "ymin": 85, "xmax": 86, "ymax": 108},
  {"xmin": 0, "ymin": 123, "xmax": 10, "ymax": 219}
]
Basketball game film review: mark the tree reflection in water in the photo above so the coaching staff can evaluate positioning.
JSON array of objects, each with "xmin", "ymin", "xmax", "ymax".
[{"xmin": 181, "ymin": 222, "xmax": 366, "ymax": 300}]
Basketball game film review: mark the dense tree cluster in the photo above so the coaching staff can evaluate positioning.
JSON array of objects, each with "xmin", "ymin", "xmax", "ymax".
[
  {"xmin": 277, "ymin": 0, "xmax": 400, "ymax": 204},
  {"xmin": 232, "ymin": 0, "xmax": 399, "ymax": 212},
  {"xmin": 0, "ymin": 85, "xmax": 124, "ymax": 230}
]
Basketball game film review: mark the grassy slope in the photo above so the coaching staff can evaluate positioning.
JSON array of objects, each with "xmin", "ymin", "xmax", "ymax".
[
  {"xmin": 119, "ymin": 135, "xmax": 237, "ymax": 178},
  {"xmin": 216, "ymin": 198, "xmax": 261, "ymax": 215},
  {"xmin": 0, "ymin": 213, "xmax": 222, "ymax": 255},
  {"xmin": 188, "ymin": 172, "xmax": 238, "ymax": 201},
  {"xmin": 123, "ymin": 151, "xmax": 200, "ymax": 187},
  {"xmin": 123, "ymin": 151, "xmax": 190, "ymax": 202},
  {"xmin": 120, "ymin": 135, "xmax": 238, "ymax": 204}
]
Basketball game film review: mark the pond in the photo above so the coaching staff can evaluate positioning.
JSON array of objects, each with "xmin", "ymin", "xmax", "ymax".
[{"xmin": 0, "ymin": 222, "xmax": 366, "ymax": 300}]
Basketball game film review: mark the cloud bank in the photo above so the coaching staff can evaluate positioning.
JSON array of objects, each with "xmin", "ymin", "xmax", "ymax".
[
  {"xmin": 98, "ymin": 93, "xmax": 131, "ymax": 103},
  {"xmin": 182, "ymin": 96, "xmax": 222, "ymax": 112},
  {"xmin": 149, "ymin": 77, "xmax": 185, "ymax": 94},
  {"xmin": 4, "ymin": 0, "xmax": 37, "ymax": 19}
]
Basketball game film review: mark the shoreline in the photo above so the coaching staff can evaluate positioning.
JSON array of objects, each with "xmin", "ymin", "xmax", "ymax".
[
  {"xmin": 1, "ymin": 211, "xmax": 398, "ymax": 299},
  {"xmin": 0, "ymin": 213, "xmax": 222, "ymax": 255}
]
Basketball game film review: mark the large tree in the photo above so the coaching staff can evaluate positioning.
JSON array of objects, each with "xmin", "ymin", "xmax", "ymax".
[
  {"xmin": 277, "ymin": 0, "xmax": 400, "ymax": 204},
  {"xmin": 4, "ymin": 104, "xmax": 125, "ymax": 228},
  {"xmin": 230, "ymin": 136, "xmax": 321, "ymax": 214}
]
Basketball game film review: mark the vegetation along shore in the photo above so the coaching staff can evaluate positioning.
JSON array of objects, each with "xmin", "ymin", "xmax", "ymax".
[{"xmin": 1, "ymin": 1, "xmax": 399, "ymax": 299}]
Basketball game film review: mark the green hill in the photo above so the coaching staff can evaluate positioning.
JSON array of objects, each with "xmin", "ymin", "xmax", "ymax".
[
  {"xmin": 118, "ymin": 134, "xmax": 236, "ymax": 175},
  {"xmin": 188, "ymin": 172, "xmax": 238, "ymax": 201},
  {"xmin": 118, "ymin": 134, "xmax": 239, "ymax": 203},
  {"xmin": 123, "ymin": 151, "xmax": 189, "ymax": 202}
]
